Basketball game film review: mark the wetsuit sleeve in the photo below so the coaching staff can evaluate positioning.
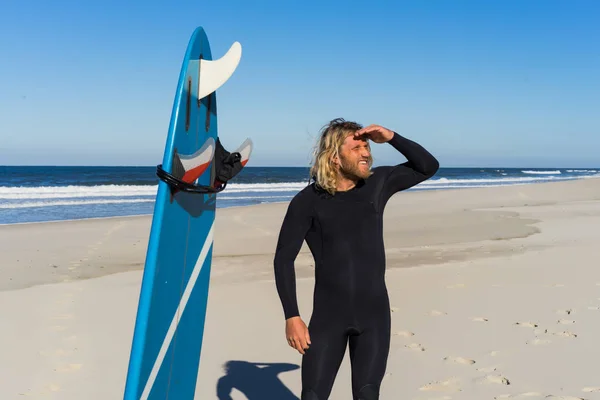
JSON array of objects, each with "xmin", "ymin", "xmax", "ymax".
[
  {"xmin": 379, "ymin": 132, "xmax": 440, "ymax": 203},
  {"xmin": 273, "ymin": 191, "xmax": 313, "ymax": 320}
]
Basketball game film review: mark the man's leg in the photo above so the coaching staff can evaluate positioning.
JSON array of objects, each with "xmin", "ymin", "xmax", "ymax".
[
  {"xmin": 300, "ymin": 317, "xmax": 348, "ymax": 400},
  {"xmin": 347, "ymin": 315, "xmax": 391, "ymax": 400}
]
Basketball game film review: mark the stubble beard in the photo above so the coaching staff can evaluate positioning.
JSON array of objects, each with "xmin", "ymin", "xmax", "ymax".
[{"xmin": 339, "ymin": 158, "xmax": 371, "ymax": 181}]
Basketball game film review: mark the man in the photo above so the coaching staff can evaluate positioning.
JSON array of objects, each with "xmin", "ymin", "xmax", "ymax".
[{"xmin": 273, "ymin": 118, "xmax": 439, "ymax": 400}]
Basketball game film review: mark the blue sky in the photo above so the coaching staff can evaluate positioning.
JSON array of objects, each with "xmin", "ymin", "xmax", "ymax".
[{"xmin": 1, "ymin": 0, "xmax": 599, "ymax": 168}]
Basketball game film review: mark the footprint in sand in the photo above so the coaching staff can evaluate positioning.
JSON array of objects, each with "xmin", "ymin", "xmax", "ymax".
[
  {"xmin": 527, "ymin": 338, "xmax": 552, "ymax": 346},
  {"xmin": 394, "ymin": 330, "xmax": 415, "ymax": 338},
  {"xmin": 55, "ymin": 298, "xmax": 74, "ymax": 306},
  {"xmin": 545, "ymin": 396, "xmax": 585, "ymax": 400},
  {"xmin": 552, "ymin": 330, "xmax": 578, "ymax": 338},
  {"xmin": 557, "ymin": 319, "xmax": 575, "ymax": 325},
  {"xmin": 419, "ymin": 377, "xmax": 462, "ymax": 393},
  {"xmin": 36, "ymin": 384, "xmax": 62, "ymax": 394},
  {"xmin": 55, "ymin": 363, "xmax": 83, "ymax": 373},
  {"xmin": 405, "ymin": 343, "xmax": 426, "ymax": 352},
  {"xmin": 495, "ymin": 393, "xmax": 544, "ymax": 399},
  {"xmin": 587, "ymin": 306, "xmax": 600, "ymax": 311},
  {"xmin": 429, "ymin": 310, "xmax": 447, "ymax": 316},
  {"xmin": 50, "ymin": 325, "xmax": 68, "ymax": 332},
  {"xmin": 477, "ymin": 366, "xmax": 497, "ymax": 373},
  {"xmin": 446, "ymin": 283, "xmax": 466, "ymax": 289},
  {"xmin": 443, "ymin": 356, "xmax": 476, "ymax": 365},
  {"xmin": 413, "ymin": 396, "xmax": 453, "ymax": 400},
  {"xmin": 582, "ymin": 387, "xmax": 600, "ymax": 393},
  {"xmin": 50, "ymin": 314, "xmax": 74, "ymax": 321},
  {"xmin": 471, "ymin": 317, "xmax": 489, "ymax": 322},
  {"xmin": 514, "ymin": 321, "xmax": 538, "ymax": 328},
  {"xmin": 474, "ymin": 374, "xmax": 510, "ymax": 385}
]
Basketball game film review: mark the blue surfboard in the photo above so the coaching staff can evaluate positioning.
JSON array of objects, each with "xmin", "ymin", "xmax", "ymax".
[{"xmin": 123, "ymin": 27, "xmax": 251, "ymax": 400}]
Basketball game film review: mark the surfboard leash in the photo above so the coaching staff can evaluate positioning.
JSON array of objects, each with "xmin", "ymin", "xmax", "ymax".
[{"xmin": 156, "ymin": 164, "xmax": 228, "ymax": 194}]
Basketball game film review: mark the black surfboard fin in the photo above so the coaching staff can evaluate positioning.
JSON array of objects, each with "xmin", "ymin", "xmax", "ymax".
[{"xmin": 211, "ymin": 137, "xmax": 253, "ymax": 189}]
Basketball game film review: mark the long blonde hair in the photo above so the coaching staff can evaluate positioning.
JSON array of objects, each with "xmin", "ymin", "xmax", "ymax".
[{"xmin": 309, "ymin": 118, "xmax": 372, "ymax": 195}]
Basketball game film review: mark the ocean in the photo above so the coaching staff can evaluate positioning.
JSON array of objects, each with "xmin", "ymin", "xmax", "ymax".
[{"xmin": 1, "ymin": 166, "xmax": 598, "ymax": 225}]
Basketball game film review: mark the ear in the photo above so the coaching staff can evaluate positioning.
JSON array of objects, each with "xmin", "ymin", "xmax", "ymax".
[{"xmin": 331, "ymin": 153, "xmax": 340, "ymax": 166}]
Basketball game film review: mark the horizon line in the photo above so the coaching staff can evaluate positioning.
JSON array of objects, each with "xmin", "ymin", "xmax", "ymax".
[{"xmin": 2, "ymin": 164, "xmax": 599, "ymax": 169}]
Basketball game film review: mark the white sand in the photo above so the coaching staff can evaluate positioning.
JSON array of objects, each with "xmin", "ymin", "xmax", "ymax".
[{"xmin": 1, "ymin": 177, "xmax": 600, "ymax": 399}]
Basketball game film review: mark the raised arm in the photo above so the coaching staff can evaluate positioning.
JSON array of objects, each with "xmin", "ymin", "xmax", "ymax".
[
  {"xmin": 273, "ymin": 190, "xmax": 313, "ymax": 320},
  {"xmin": 378, "ymin": 132, "xmax": 439, "ymax": 202}
]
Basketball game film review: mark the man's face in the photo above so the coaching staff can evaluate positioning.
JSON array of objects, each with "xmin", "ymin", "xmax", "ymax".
[{"xmin": 337, "ymin": 134, "xmax": 372, "ymax": 180}]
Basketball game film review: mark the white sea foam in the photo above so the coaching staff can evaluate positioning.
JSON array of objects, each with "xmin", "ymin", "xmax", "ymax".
[
  {"xmin": 0, "ymin": 182, "xmax": 313, "ymax": 199},
  {"xmin": 0, "ymin": 185, "xmax": 157, "ymax": 199},
  {"xmin": 217, "ymin": 195, "xmax": 293, "ymax": 200},
  {"xmin": 0, "ymin": 195, "xmax": 299, "ymax": 209},
  {"xmin": 218, "ymin": 182, "xmax": 309, "ymax": 193},
  {"xmin": 521, "ymin": 170, "xmax": 562, "ymax": 174},
  {"xmin": 1, "ymin": 173, "xmax": 598, "ymax": 209},
  {"xmin": 420, "ymin": 176, "xmax": 563, "ymax": 185},
  {"xmin": 0, "ymin": 199, "xmax": 155, "ymax": 209}
]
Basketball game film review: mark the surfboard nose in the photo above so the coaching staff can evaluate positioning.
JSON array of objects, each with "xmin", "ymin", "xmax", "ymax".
[{"xmin": 198, "ymin": 41, "xmax": 242, "ymax": 100}]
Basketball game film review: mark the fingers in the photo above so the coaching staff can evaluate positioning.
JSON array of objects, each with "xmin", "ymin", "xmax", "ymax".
[
  {"xmin": 287, "ymin": 336, "xmax": 299, "ymax": 353},
  {"xmin": 299, "ymin": 337, "xmax": 309, "ymax": 354},
  {"xmin": 355, "ymin": 124, "xmax": 381, "ymax": 140},
  {"xmin": 285, "ymin": 318, "xmax": 311, "ymax": 355},
  {"xmin": 287, "ymin": 332, "xmax": 311, "ymax": 355},
  {"xmin": 355, "ymin": 124, "xmax": 378, "ymax": 135},
  {"xmin": 354, "ymin": 130, "xmax": 371, "ymax": 140},
  {"xmin": 287, "ymin": 336, "xmax": 308, "ymax": 354}
]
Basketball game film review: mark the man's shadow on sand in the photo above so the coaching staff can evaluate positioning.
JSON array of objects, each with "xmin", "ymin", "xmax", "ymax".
[{"xmin": 216, "ymin": 360, "xmax": 300, "ymax": 400}]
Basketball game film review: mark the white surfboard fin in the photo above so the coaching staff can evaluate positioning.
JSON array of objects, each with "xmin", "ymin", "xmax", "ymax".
[{"xmin": 198, "ymin": 41, "xmax": 242, "ymax": 100}]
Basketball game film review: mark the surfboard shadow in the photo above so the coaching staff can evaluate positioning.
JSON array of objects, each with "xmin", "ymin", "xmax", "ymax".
[
  {"xmin": 172, "ymin": 191, "xmax": 217, "ymax": 217},
  {"xmin": 215, "ymin": 360, "xmax": 300, "ymax": 400}
]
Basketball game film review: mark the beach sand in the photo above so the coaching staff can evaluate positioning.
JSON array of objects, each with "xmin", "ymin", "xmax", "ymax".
[{"xmin": 1, "ymin": 177, "xmax": 600, "ymax": 399}]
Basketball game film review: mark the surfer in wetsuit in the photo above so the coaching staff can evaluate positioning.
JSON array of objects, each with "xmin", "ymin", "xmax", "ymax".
[{"xmin": 273, "ymin": 118, "xmax": 439, "ymax": 400}]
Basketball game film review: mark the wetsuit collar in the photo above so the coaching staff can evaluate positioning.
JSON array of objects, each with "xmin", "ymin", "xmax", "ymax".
[{"xmin": 311, "ymin": 178, "xmax": 366, "ymax": 198}]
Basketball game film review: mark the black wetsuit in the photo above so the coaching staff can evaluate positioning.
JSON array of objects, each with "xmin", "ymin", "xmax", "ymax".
[{"xmin": 273, "ymin": 132, "xmax": 439, "ymax": 400}]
